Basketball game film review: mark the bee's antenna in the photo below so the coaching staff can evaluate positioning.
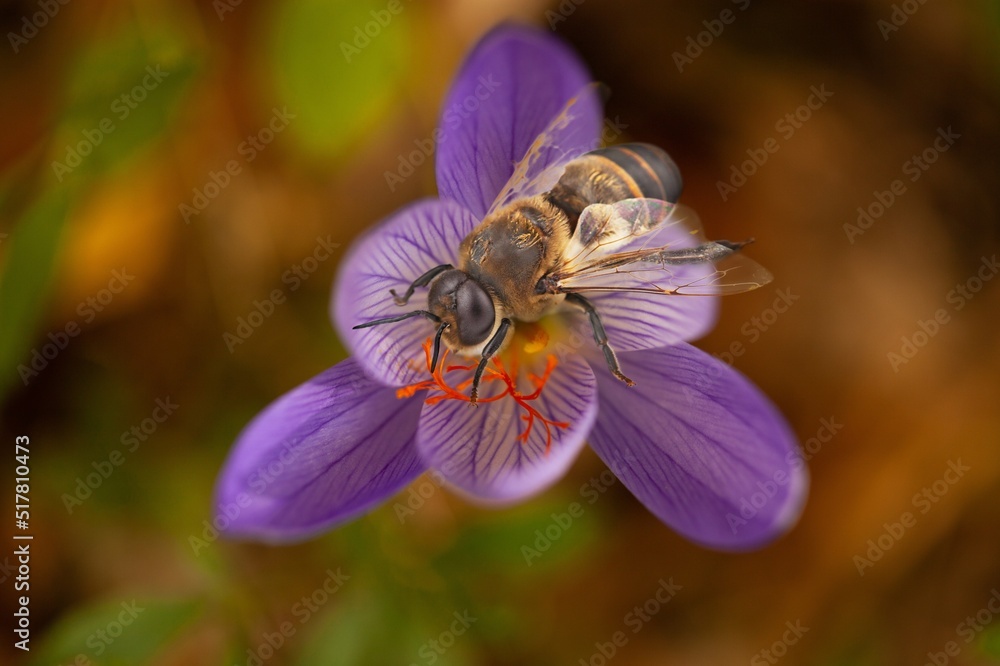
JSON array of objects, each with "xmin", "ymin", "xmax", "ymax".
[
  {"xmin": 353, "ymin": 310, "xmax": 450, "ymax": 373},
  {"xmin": 352, "ymin": 310, "xmax": 442, "ymax": 329}
]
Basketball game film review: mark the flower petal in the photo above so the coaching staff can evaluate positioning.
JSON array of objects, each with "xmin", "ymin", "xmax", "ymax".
[
  {"xmin": 586, "ymin": 344, "xmax": 807, "ymax": 550},
  {"xmin": 214, "ymin": 358, "xmax": 425, "ymax": 541},
  {"xmin": 332, "ymin": 198, "xmax": 480, "ymax": 386},
  {"xmin": 435, "ymin": 24, "xmax": 601, "ymax": 218},
  {"xmin": 416, "ymin": 352, "xmax": 597, "ymax": 502}
]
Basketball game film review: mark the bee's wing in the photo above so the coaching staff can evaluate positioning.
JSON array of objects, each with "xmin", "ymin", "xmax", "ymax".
[
  {"xmin": 486, "ymin": 83, "xmax": 604, "ymax": 214},
  {"xmin": 551, "ymin": 198, "xmax": 773, "ymax": 296}
]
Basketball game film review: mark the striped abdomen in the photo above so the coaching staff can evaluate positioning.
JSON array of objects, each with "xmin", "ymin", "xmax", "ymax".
[{"xmin": 543, "ymin": 143, "xmax": 683, "ymax": 232}]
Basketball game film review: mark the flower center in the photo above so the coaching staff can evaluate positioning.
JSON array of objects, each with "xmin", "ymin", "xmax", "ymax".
[{"xmin": 396, "ymin": 324, "xmax": 569, "ymax": 454}]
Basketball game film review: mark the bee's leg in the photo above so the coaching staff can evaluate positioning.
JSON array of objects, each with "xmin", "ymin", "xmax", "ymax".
[
  {"xmin": 564, "ymin": 293, "xmax": 635, "ymax": 387},
  {"xmin": 390, "ymin": 264, "xmax": 454, "ymax": 305},
  {"xmin": 470, "ymin": 318, "xmax": 512, "ymax": 404}
]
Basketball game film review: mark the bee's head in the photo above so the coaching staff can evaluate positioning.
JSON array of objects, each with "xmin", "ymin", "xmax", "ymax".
[{"xmin": 428, "ymin": 269, "xmax": 498, "ymax": 352}]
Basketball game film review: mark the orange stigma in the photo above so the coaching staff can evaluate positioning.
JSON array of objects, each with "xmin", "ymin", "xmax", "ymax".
[{"xmin": 396, "ymin": 338, "xmax": 569, "ymax": 454}]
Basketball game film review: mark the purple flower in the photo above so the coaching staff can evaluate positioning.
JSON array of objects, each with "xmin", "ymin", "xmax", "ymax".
[{"xmin": 214, "ymin": 25, "xmax": 807, "ymax": 550}]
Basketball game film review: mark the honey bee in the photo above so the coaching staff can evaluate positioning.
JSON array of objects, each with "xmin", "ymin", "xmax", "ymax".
[{"xmin": 356, "ymin": 92, "xmax": 771, "ymax": 402}]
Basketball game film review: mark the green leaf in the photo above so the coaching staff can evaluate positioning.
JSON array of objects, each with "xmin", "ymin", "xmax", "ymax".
[
  {"xmin": 29, "ymin": 597, "xmax": 202, "ymax": 666},
  {"xmin": 269, "ymin": 0, "xmax": 409, "ymax": 157}
]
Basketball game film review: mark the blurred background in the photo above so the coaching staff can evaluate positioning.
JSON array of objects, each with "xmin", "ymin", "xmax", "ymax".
[{"xmin": 1, "ymin": 0, "xmax": 999, "ymax": 664}]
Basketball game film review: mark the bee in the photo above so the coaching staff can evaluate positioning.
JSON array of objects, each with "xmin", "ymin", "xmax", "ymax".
[{"xmin": 356, "ymin": 92, "xmax": 771, "ymax": 402}]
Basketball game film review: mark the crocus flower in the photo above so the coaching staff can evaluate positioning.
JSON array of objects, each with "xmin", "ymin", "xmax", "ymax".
[{"xmin": 215, "ymin": 25, "xmax": 807, "ymax": 550}]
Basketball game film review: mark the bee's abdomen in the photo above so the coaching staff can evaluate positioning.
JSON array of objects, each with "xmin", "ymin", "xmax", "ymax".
[
  {"xmin": 587, "ymin": 143, "xmax": 683, "ymax": 203},
  {"xmin": 543, "ymin": 143, "xmax": 683, "ymax": 232}
]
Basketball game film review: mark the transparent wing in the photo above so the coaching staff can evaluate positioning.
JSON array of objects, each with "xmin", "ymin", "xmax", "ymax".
[
  {"xmin": 487, "ymin": 83, "xmax": 605, "ymax": 214},
  {"xmin": 550, "ymin": 198, "xmax": 773, "ymax": 296}
]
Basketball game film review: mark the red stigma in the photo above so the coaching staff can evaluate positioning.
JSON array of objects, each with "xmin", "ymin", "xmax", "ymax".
[{"xmin": 397, "ymin": 338, "xmax": 569, "ymax": 454}]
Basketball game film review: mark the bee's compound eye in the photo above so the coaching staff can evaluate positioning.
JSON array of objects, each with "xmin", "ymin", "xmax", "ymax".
[{"xmin": 455, "ymin": 279, "xmax": 496, "ymax": 346}]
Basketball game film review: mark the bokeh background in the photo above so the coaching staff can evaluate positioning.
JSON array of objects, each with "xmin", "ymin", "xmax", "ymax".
[{"xmin": 2, "ymin": 0, "xmax": 1000, "ymax": 664}]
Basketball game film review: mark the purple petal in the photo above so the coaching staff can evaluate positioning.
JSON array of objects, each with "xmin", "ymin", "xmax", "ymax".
[
  {"xmin": 416, "ymin": 351, "xmax": 597, "ymax": 502},
  {"xmin": 563, "ymin": 201, "xmax": 720, "ymax": 351},
  {"xmin": 332, "ymin": 199, "xmax": 479, "ymax": 387},
  {"xmin": 586, "ymin": 344, "xmax": 807, "ymax": 550},
  {"xmin": 435, "ymin": 24, "xmax": 602, "ymax": 218},
  {"xmin": 214, "ymin": 358, "xmax": 424, "ymax": 541}
]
